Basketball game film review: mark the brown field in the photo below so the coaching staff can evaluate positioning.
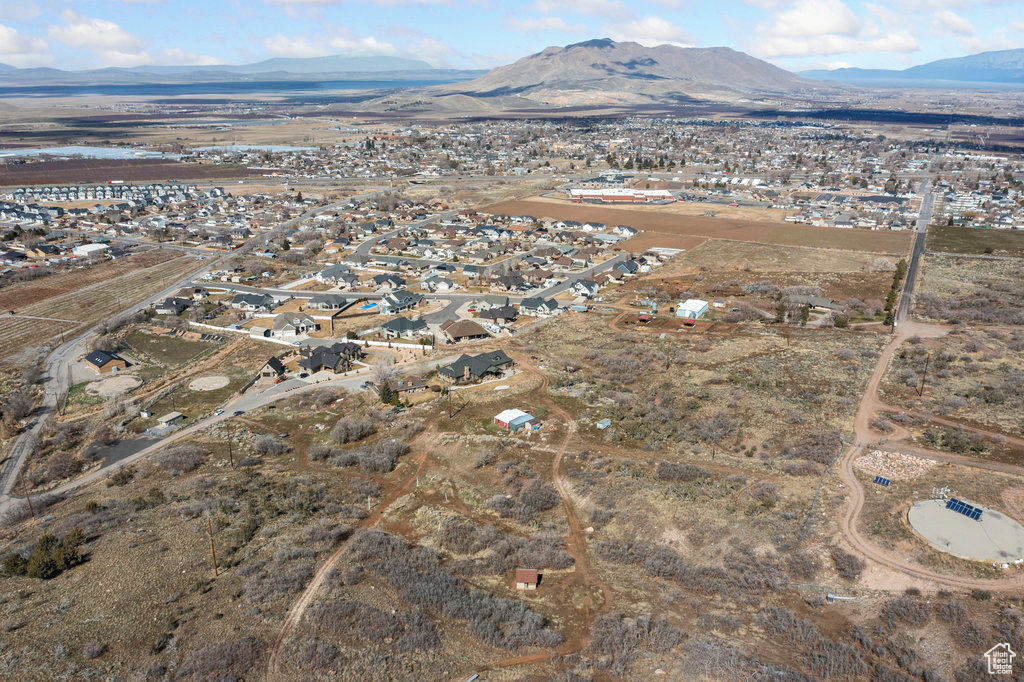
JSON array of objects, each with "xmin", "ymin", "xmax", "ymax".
[
  {"xmin": 0, "ymin": 158, "xmax": 259, "ymax": 186},
  {"xmin": 484, "ymin": 199, "xmax": 913, "ymax": 254},
  {"xmin": 0, "ymin": 255, "xmax": 204, "ymax": 365},
  {"xmin": 0, "ymin": 250, "xmax": 177, "ymax": 310}
]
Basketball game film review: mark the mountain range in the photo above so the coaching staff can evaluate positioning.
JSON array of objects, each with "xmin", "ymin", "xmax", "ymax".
[
  {"xmin": 1, "ymin": 41, "xmax": 1022, "ymax": 104},
  {"xmin": 801, "ymin": 48, "xmax": 1024, "ymax": 85},
  {"xmin": 0, "ymin": 55, "xmax": 478, "ymax": 85}
]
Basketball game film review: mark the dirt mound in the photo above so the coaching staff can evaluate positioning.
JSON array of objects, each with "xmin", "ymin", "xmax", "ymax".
[{"xmin": 189, "ymin": 375, "xmax": 229, "ymax": 391}]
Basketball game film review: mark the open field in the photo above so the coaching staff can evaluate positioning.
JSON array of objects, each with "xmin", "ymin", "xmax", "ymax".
[
  {"xmin": 879, "ymin": 328, "xmax": 1024, "ymax": 444},
  {"xmin": 483, "ymin": 199, "xmax": 914, "ymax": 253},
  {"xmin": 927, "ymin": 223, "xmax": 1024, "ymax": 257},
  {"xmin": 542, "ymin": 191, "xmax": 795, "ymax": 222},
  {"xmin": 124, "ymin": 329, "xmax": 212, "ymax": 368},
  {"xmin": 0, "ymin": 158, "xmax": 258, "ymax": 186},
  {"xmin": 0, "ymin": 250, "xmax": 178, "ymax": 311},
  {"xmin": 916, "ymin": 253, "xmax": 1024, "ymax": 325},
  {"xmin": 0, "ymin": 255, "xmax": 204, "ymax": 366},
  {"xmin": 0, "ymin": 305, "xmax": 1018, "ymax": 679}
]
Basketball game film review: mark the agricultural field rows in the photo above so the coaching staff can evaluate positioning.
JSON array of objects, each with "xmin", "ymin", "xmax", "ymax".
[{"xmin": 0, "ymin": 256, "xmax": 204, "ymax": 365}]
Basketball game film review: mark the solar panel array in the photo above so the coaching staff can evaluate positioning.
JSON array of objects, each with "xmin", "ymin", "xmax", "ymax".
[
  {"xmin": 873, "ymin": 476, "xmax": 891, "ymax": 487},
  {"xmin": 946, "ymin": 497, "xmax": 983, "ymax": 521}
]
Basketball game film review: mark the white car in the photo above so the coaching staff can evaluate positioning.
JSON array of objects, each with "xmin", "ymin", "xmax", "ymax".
[{"xmin": 214, "ymin": 408, "xmax": 224, "ymax": 416}]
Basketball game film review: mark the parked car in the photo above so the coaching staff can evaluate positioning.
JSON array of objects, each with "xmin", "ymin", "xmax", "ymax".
[
  {"xmin": 232, "ymin": 410, "xmax": 245, "ymax": 416},
  {"xmin": 214, "ymin": 408, "xmax": 224, "ymax": 416}
]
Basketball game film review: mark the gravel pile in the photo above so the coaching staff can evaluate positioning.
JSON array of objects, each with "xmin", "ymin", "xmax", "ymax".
[{"xmin": 854, "ymin": 449, "xmax": 935, "ymax": 480}]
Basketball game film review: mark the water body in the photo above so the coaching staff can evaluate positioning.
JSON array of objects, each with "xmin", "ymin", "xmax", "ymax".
[
  {"xmin": 0, "ymin": 145, "xmax": 180, "ymax": 159},
  {"xmin": 193, "ymin": 144, "xmax": 319, "ymax": 153},
  {"xmin": 0, "ymin": 78, "xmax": 467, "ymax": 98}
]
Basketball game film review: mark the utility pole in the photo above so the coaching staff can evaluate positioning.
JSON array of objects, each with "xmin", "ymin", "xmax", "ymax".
[
  {"xmin": 20, "ymin": 470, "xmax": 34, "ymax": 518},
  {"xmin": 227, "ymin": 439, "xmax": 234, "ymax": 468},
  {"xmin": 206, "ymin": 515, "xmax": 219, "ymax": 577},
  {"xmin": 917, "ymin": 352, "xmax": 930, "ymax": 397}
]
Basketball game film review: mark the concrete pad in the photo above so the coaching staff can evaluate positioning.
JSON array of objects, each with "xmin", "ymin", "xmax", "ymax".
[
  {"xmin": 908, "ymin": 498, "xmax": 1024, "ymax": 563},
  {"xmin": 188, "ymin": 375, "xmax": 229, "ymax": 391},
  {"xmin": 86, "ymin": 374, "xmax": 142, "ymax": 397}
]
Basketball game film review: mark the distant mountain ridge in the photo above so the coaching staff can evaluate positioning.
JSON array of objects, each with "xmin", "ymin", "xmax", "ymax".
[
  {"xmin": 802, "ymin": 48, "xmax": 1024, "ymax": 84},
  {"xmin": 0, "ymin": 55, "xmax": 479, "ymax": 86}
]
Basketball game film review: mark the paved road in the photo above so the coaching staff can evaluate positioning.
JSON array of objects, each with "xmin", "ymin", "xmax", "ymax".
[
  {"xmin": 897, "ymin": 181, "xmax": 934, "ymax": 325},
  {"xmin": 0, "ymin": 252, "xmax": 216, "ymax": 498},
  {"xmin": 0, "ymin": 191, "xmax": 396, "ymax": 512}
]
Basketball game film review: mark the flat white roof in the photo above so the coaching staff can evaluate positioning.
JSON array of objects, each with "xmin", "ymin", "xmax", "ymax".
[{"xmin": 495, "ymin": 408, "xmax": 529, "ymax": 422}]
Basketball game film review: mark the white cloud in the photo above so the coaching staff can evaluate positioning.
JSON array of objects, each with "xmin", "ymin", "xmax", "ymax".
[
  {"xmin": 0, "ymin": 23, "xmax": 50, "ymax": 67},
  {"xmin": 603, "ymin": 16, "xmax": 693, "ymax": 47},
  {"xmin": 508, "ymin": 16, "xmax": 586, "ymax": 33},
  {"xmin": 264, "ymin": 32, "xmax": 399, "ymax": 58},
  {"xmin": 1012, "ymin": 21, "xmax": 1024, "ymax": 32},
  {"xmin": 532, "ymin": 0, "xmax": 628, "ymax": 20},
  {"xmin": 48, "ymin": 10, "xmax": 145, "ymax": 53},
  {"xmin": 752, "ymin": 0, "xmax": 919, "ymax": 58},
  {"xmin": 756, "ymin": 32, "xmax": 918, "ymax": 58},
  {"xmin": 934, "ymin": 9, "xmax": 973, "ymax": 36},
  {"xmin": 770, "ymin": 0, "xmax": 862, "ymax": 38}
]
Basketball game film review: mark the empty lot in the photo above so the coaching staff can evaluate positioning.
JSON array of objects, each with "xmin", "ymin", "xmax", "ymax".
[{"xmin": 483, "ymin": 199, "xmax": 913, "ymax": 254}]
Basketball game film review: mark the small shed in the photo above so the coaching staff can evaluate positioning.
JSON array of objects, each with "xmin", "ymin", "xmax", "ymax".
[
  {"xmin": 515, "ymin": 568, "xmax": 539, "ymax": 590},
  {"xmin": 494, "ymin": 408, "xmax": 538, "ymax": 431},
  {"xmin": 157, "ymin": 411, "xmax": 184, "ymax": 428}
]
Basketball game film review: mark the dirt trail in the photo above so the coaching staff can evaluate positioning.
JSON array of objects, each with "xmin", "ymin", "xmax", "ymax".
[
  {"xmin": 264, "ymin": 427, "xmax": 435, "ymax": 681},
  {"xmin": 838, "ymin": 318, "xmax": 1024, "ymax": 591}
]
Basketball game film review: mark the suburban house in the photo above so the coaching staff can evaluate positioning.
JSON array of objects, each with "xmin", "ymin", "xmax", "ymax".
[
  {"xmin": 440, "ymin": 319, "xmax": 490, "ymax": 342},
  {"xmin": 306, "ymin": 294, "xmax": 350, "ymax": 311},
  {"xmin": 154, "ymin": 297, "xmax": 190, "ymax": 316},
  {"xmin": 381, "ymin": 316, "xmax": 429, "ymax": 339},
  {"xmin": 421, "ymin": 275, "xmax": 455, "ymax": 292},
  {"xmin": 84, "ymin": 349, "xmax": 127, "ymax": 374},
  {"xmin": 383, "ymin": 376, "xmax": 428, "ymax": 395},
  {"xmin": 372, "ymin": 273, "xmax": 406, "ymax": 290},
  {"xmin": 478, "ymin": 294, "xmax": 509, "ymax": 310},
  {"xmin": 273, "ymin": 312, "xmax": 319, "ymax": 337},
  {"xmin": 259, "ymin": 356, "xmax": 285, "ymax": 379},
  {"xmin": 615, "ymin": 260, "xmax": 640, "ymax": 276},
  {"xmin": 379, "ymin": 289, "xmax": 424, "ymax": 315},
  {"xmin": 298, "ymin": 342, "xmax": 363, "ymax": 374},
  {"xmin": 519, "ymin": 297, "xmax": 560, "ymax": 317},
  {"xmin": 231, "ymin": 293, "xmax": 275, "ymax": 311},
  {"xmin": 569, "ymin": 279, "xmax": 600, "ymax": 298},
  {"xmin": 494, "ymin": 408, "xmax": 539, "ymax": 431},
  {"xmin": 438, "ymin": 350, "xmax": 515, "ymax": 384},
  {"xmin": 478, "ymin": 305, "xmax": 518, "ymax": 325}
]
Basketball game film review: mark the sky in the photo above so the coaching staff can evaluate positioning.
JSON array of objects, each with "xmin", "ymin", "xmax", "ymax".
[{"xmin": 0, "ymin": 0, "xmax": 1021, "ymax": 72}]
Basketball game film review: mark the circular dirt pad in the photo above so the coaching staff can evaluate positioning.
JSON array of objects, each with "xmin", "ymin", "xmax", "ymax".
[
  {"xmin": 189, "ymin": 376, "xmax": 230, "ymax": 391},
  {"xmin": 86, "ymin": 374, "xmax": 143, "ymax": 398},
  {"xmin": 909, "ymin": 498, "xmax": 1024, "ymax": 563}
]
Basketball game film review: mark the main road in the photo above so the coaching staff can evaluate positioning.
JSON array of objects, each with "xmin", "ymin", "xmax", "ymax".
[{"xmin": 897, "ymin": 181, "xmax": 934, "ymax": 324}]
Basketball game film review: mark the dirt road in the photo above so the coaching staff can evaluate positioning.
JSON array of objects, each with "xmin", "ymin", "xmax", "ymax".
[{"xmin": 838, "ymin": 318, "xmax": 1024, "ymax": 591}]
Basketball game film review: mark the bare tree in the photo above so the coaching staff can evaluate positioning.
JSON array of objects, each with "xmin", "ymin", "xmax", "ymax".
[
  {"xmin": 371, "ymin": 361, "xmax": 396, "ymax": 387},
  {"xmin": 696, "ymin": 410, "xmax": 737, "ymax": 460}
]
